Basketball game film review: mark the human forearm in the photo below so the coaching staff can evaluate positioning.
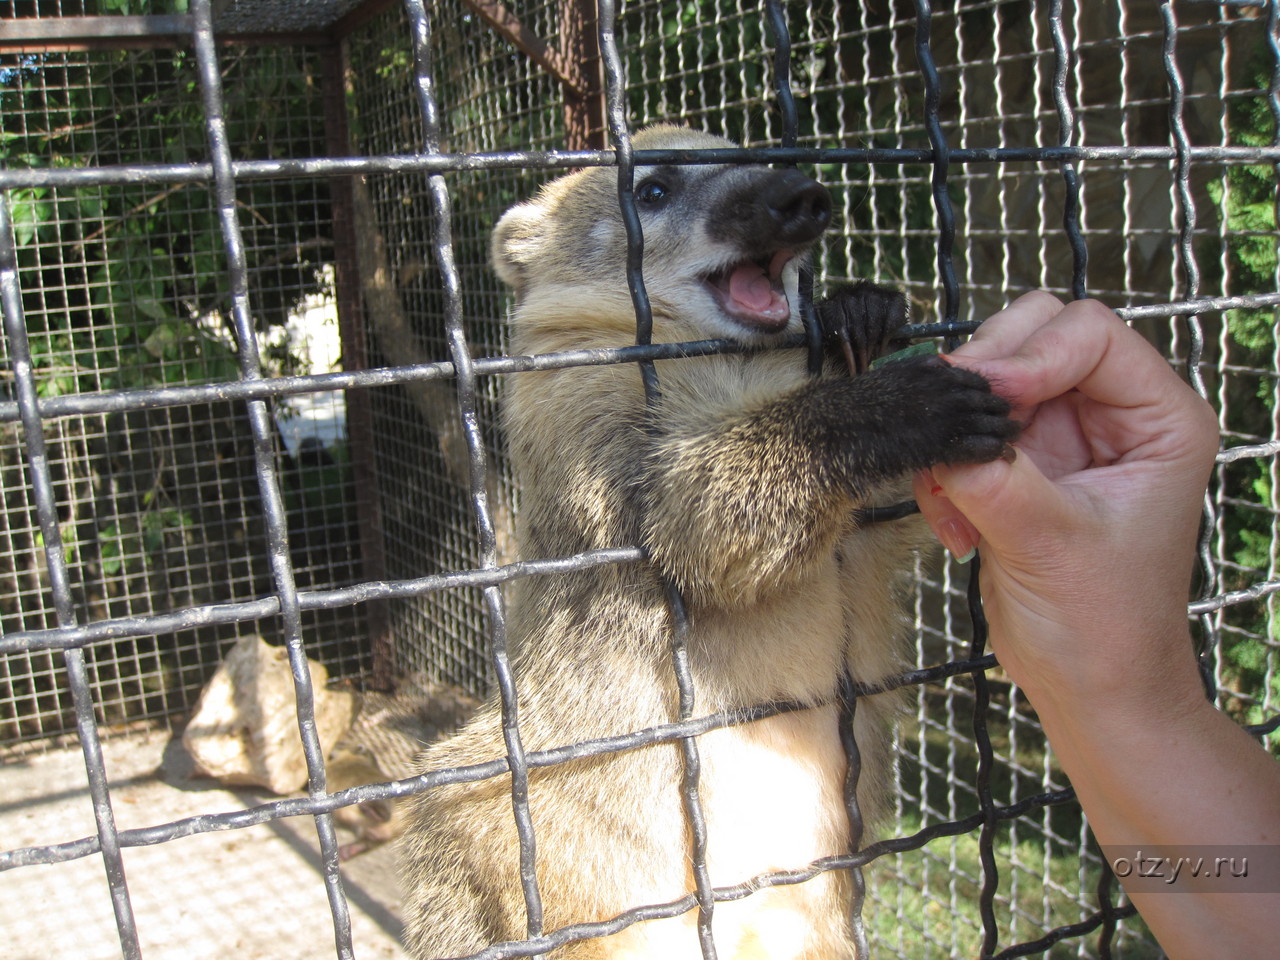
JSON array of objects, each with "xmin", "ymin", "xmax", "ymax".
[
  {"xmin": 1025, "ymin": 647, "xmax": 1273, "ymax": 848},
  {"xmin": 1017, "ymin": 633, "xmax": 1280, "ymax": 960},
  {"xmin": 914, "ymin": 293, "xmax": 1280, "ymax": 959}
]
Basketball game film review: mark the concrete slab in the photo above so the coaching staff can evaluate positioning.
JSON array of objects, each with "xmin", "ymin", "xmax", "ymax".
[{"xmin": 1, "ymin": 725, "xmax": 407, "ymax": 960}]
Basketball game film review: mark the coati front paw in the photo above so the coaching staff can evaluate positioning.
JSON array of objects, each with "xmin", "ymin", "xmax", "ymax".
[
  {"xmin": 816, "ymin": 281, "xmax": 912, "ymax": 375},
  {"xmin": 873, "ymin": 354, "xmax": 1020, "ymax": 467}
]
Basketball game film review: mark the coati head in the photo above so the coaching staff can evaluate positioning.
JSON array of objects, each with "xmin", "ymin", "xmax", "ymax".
[{"xmin": 492, "ymin": 125, "xmax": 832, "ymax": 343}]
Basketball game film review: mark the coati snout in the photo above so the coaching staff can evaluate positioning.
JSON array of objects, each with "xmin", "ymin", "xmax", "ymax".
[
  {"xmin": 675, "ymin": 165, "xmax": 833, "ymax": 333},
  {"xmin": 703, "ymin": 166, "xmax": 832, "ymax": 247},
  {"xmin": 492, "ymin": 126, "xmax": 835, "ymax": 341}
]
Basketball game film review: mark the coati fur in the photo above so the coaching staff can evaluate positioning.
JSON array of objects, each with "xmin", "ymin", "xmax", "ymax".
[
  {"xmin": 328, "ymin": 680, "xmax": 479, "ymax": 860},
  {"xmin": 399, "ymin": 125, "xmax": 1017, "ymax": 960}
]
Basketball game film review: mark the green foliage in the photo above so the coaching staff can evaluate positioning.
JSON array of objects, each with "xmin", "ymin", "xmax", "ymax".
[
  {"xmin": 1205, "ymin": 52, "xmax": 1280, "ymax": 737},
  {"xmin": 91, "ymin": 0, "xmax": 189, "ymax": 13},
  {"xmin": 1211, "ymin": 56, "xmax": 1278, "ymax": 363},
  {"xmin": 99, "ymin": 509, "xmax": 194, "ymax": 576},
  {"xmin": 867, "ymin": 811, "xmax": 1160, "ymax": 958},
  {"xmin": 0, "ymin": 40, "xmax": 343, "ymax": 602},
  {"xmin": 1208, "ymin": 126, "xmax": 1276, "ymax": 361},
  {"xmin": 882, "ymin": 702, "xmax": 1162, "ymax": 956},
  {"xmin": 1, "ymin": 44, "xmax": 331, "ymax": 396}
]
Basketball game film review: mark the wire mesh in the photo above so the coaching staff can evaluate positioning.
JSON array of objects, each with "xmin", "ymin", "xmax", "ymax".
[
  {"xmin": 0, "ymin": 37, "xmax": 367, "ymax": 747},
  {"xmin": 0, "ymin": 1, "xmax": 1277, "ymax": 959},
  {"xmin": 340, "ymin": 0, "xmax": 569, "ymax": 698}
]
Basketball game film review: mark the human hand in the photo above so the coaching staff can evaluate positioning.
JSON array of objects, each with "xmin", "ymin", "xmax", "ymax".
[{"xmin": 912, "ymin": 292, "xmax": 1219, "ymax": 712}]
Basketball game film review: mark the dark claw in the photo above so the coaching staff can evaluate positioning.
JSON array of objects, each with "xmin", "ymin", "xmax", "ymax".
[{"xmin": 816, "ymin": 281, "xmax": 911, "ymax": 376}]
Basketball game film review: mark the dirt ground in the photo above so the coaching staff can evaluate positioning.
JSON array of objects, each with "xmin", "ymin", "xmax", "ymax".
[{"xmin": 1, "ymin": 725, "xmax": 407, "ymax": 960}]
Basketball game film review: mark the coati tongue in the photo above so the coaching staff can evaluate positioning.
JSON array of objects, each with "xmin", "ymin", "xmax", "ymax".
[{"xmin": 716, "ymin": 250, "xmax": 794, "ymax": 331}]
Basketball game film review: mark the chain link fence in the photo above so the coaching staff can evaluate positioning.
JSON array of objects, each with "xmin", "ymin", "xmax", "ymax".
[{"xmin": 1, "ymin": 0, "xmax": 1278, "ymax": 958}]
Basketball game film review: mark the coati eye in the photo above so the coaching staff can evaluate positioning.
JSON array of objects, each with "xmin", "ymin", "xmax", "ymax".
[{"xmin": 635, "ymin": 179, "xmax": 670, "ymax": 205}]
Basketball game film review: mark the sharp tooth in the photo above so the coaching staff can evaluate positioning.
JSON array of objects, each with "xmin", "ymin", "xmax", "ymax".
[{"xmin": 768, "ymin": 250, "xmax": 794, "ymax": 281}]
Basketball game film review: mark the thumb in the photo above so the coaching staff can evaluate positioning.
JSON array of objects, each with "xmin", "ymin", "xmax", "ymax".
[{"xmin": 930, "ymin": 451, "xmax": 1075, "ymax": 560}]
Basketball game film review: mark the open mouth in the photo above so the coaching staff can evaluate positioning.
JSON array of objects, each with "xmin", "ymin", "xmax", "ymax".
[{"xmin": 702, "ymin": 249, "xmax": 797, "ymax": 333}]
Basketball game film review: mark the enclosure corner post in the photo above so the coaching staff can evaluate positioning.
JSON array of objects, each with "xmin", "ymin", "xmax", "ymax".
[
  {"xmin": 561, "ymin": 0, "xmax": 608, "ymax": 150},
  {"xmin": 322, "ymin": 33, "xmax": 396, "ymax": 692}
]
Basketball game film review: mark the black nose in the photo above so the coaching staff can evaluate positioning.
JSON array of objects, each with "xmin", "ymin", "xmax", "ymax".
[{"xmin": 762, "ymin": 169, "xmax": 832, "ymax": 245}]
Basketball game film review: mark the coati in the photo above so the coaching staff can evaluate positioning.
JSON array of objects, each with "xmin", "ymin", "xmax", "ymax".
[
  {"xmin": 327, "ymin": 680, "xmax": 479, "ymax": 860},
  {"xmin": 399, "ymin": 125, "xmax": 1017, "ymax": 960}
]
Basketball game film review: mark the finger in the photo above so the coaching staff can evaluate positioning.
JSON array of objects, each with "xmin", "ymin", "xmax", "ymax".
[
  {"xmin": 913, "ymin": 470, "xmax": 979, "ymax": 561},
  {"xmin": 949, "ymin": 291, "xmax": 1066, "ymax": 363},
  {"xmin": 954, "ymin": 300, "xmax": 1205, "ymax": 422}
]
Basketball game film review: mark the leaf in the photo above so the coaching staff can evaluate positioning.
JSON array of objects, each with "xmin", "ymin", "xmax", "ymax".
[
  {"xmin": 9, "ymin": 190, "xmax": 52, "ymax": 247},
  {"xmin": 133, "ymin": 296, "xmax": 172, "ymax": 322},
  {"xmin": 141, "ymin": 509, "xmax": 194, "ymax": 552},
  {"xmin": 142, "ymin": 320, "xmax": 201, "ymax": 361},
  {"xmin": 99, "ymin": 529, "xmax": 125, "ymax": 576}
]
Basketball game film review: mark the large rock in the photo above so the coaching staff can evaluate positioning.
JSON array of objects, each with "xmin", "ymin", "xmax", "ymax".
[{"xmin": 182, "ymin": 636, "xmax": 356, "ymax": 794}]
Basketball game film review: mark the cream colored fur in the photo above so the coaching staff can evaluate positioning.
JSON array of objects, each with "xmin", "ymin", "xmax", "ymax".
[{"xmin": 399, "ymin": 126, "xmax": 927, "ymax": 960}]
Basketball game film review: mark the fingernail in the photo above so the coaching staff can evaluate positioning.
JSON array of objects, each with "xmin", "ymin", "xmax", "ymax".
[
  {"xmin": 919, "ymin": 467, "xmax": 944, "ymax": 498},
  {"xmin": 937, "ymin": 517, "xmax": 977, "ymax": 562}
]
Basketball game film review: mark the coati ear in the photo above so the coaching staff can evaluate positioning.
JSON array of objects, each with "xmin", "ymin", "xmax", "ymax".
[{"xmin": 491, "ymin": 201, "xmax": 549, "ymax": 295}]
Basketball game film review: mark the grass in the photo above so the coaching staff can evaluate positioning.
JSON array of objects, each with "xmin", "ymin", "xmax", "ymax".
[{"xmin": 856, "ymin": 685, "xmax": 1163, "ymax": 959}]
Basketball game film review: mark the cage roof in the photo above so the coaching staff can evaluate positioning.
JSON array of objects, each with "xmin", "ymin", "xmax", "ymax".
[
  {"xmin": 0, "ymin": 0, "xmax": 379, "ymax": 40},
  {"xmin": 212, "ymin": 0, "xmax": 371, "ymax": 33}
]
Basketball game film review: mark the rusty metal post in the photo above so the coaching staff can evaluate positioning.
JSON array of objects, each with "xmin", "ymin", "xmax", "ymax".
[
  {"xmin": 322, "ymin": 39, "xmax": 396, "ymax": 691},
  {"xmin": 560, "ymin": 0, "xmax": 607, "ymax": 150}
]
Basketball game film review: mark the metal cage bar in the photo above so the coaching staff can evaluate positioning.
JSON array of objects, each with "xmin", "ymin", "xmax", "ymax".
[
  {"xmin": 597, "ymin": 1, "xmax": 719, "ymax": 956},
  {"xmin": 400, "ymin": 0, "xmax": 549, "ymax": 941},
  {"xmin": 1, "ymin": 3, "xmax": 1279, "ymax": 960},
  {"xmin": 188, "ymin": 2, "xmax": 357, "ymax": 955},
  {"xmin": 0, "ymin": 175, "xmax": 143, "ymax": 960}
]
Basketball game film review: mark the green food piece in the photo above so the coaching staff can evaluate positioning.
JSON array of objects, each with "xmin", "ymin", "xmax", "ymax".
[{"xmin": 870, "ymin": 340, "xmax": 940, "ymax": 370}]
